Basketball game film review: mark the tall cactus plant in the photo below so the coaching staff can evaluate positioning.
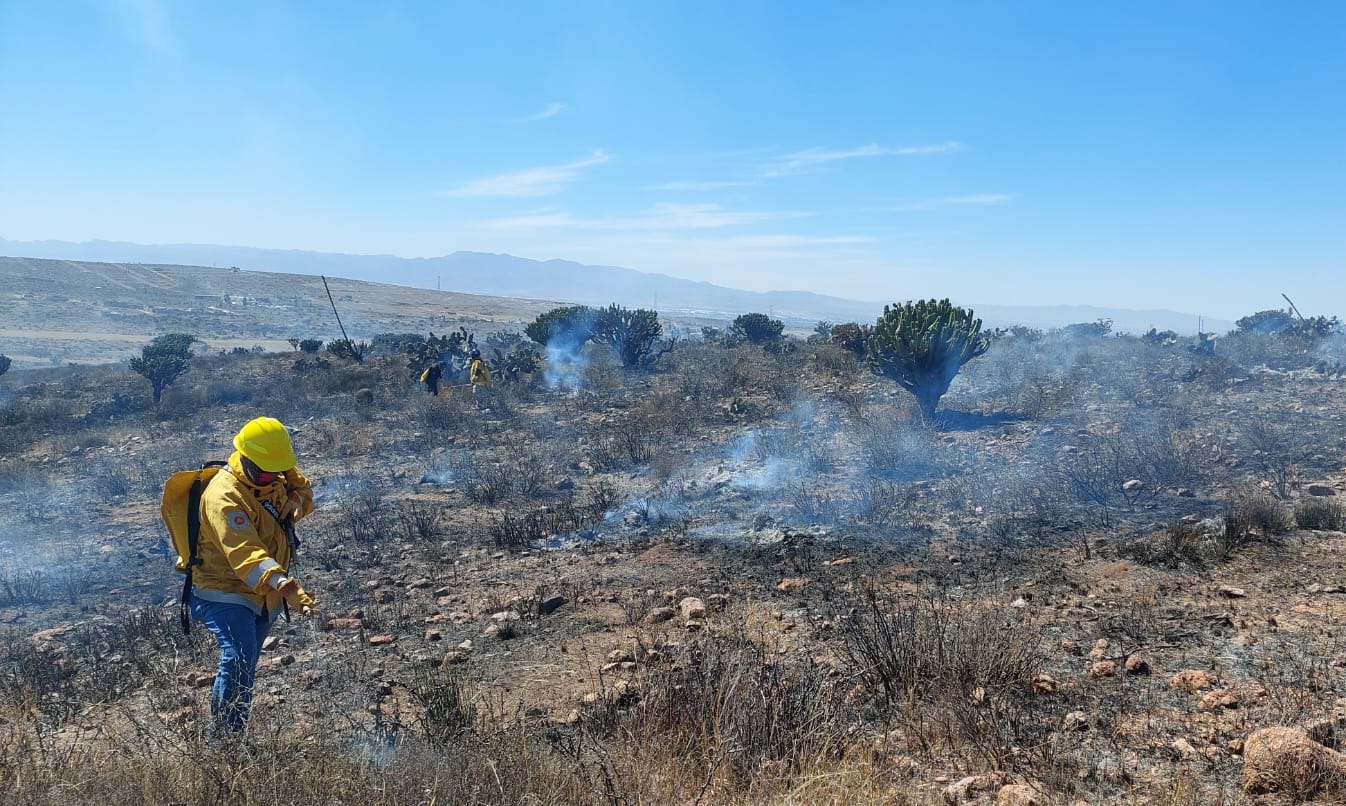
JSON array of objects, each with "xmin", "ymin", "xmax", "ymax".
[{"xmin": 868, "ymin": 299, "xmax": 990, "ymax": 418}]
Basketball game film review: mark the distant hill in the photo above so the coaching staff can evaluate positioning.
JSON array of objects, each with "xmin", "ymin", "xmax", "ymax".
[
  {"xmin": 0, "ymin": 256, "xmax": 562, "ymax": 369},
  {"xmin": 0, "ymin": 237, "xmax": 1232, "ymax": 335}
]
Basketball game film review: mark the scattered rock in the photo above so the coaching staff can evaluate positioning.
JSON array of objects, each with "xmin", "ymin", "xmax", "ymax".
[
  {"xmin": 1170, "ymin": 669, "xmax": 1217, "ymax": 692},
  {"xmin": 373, "ymin": 589, "xmax": 395, "ymax": 604},
  {"xmin": 1124, "ymin": 655, "xmax": 1151, "ymax": 675},
  {"xmin": 1198, "ymin": 689, "xmax": 1240, "ymax": 710},
  {"xmin": 643, "ymin": 606, "xmax": 677, "ymax": 624},
  {"xmin": 1062, "ymin": 711, "xmax": 1091, "ymax": 732},
  {"xmin": 1218, "ymin": 586, "xmax": 1247, "ymax": 599},
  {"xmin": 679, "ymin": 597, "xmax": 706, "ymax": 621},
  {"xmin": 261, "ymin": 635, "xmax": 281, "ymax": 651},
  {"xmin": 538, "ymin": 595, "xmax": 568, "ymax": 615},
  {"xmin": 996, "ymin": 783, "xmax": 1042, "ymax": 806},
  {"xmin": 1088, "ymin": 661, "xmax": 1116, "ymax": 680},
  {"xmin": 1308, "ymin": 484, "xmax": 1336, "ymax": 497},
  {"xmin": 1087, "ymin": 639, "xmax": 1108, "ymax": 660},
  {"xmin": 943, "ymin": 774, "xmax": 990, "ymax": 803},
  {"xmin": 442, "ymin": 650, "xmax": 468, "ymax": 665},
  {"xmin": 1171, "ymin": 737, "xmax": 1200, "ymax": 760},
  {"xmin": 1031, "ymin": 673, "xmax": 1058, "ymax": 695},
  {"xmin": 368, "ymin": 635, "xmax": 395, "ymax": 646},
  {"xmin": 1243, "ymin": 726, "xmax": 1346, "ymax": 797},
  {"xmin": 776, "ymin": 577, "xmax": 811, "ymax": 591}
]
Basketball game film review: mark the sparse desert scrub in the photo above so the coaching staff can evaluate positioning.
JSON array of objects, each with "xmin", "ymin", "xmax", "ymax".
[
  {"xmin": 7, "ymin": 297, "xmax": 1346, "ymax": 805},
  {"xmin": 1296, "ymin": 497, "xmax": 1346, "ymax": 530}
]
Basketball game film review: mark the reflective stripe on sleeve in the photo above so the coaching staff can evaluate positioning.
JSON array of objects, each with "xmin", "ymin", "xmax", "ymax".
[{"xmin": 244, "ymin": 558, "xmax": 281, "ymax": 589}]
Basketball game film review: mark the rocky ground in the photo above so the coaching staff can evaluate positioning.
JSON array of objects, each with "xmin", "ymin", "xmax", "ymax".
[{"xmin": 3, "ymin": 333, "xmax": 1346, "ymax": 804}]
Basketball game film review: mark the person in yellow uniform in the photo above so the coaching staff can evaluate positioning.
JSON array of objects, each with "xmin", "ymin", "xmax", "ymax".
[
  {"xmin": 192, "ymin": 416, "xmax": 317, "ymax": 738},
  {"xmin": 468, "ymin": 348, "xmax": 491, "ymax": 386}
]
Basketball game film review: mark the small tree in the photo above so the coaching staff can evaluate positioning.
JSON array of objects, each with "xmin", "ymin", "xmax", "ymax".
[
  {"xmin": 591, "ymin": 304, "xmax": 674, "ymax": 369},
  {"xmin": 730, "ymin": 312, "xmax": 785, "ymax": 345},
  {"xmin": 526, "ymin": 306, "xmax": 597, "ymax": 347},
  {"xmin": 1235, "ymin": 309, "xmax": 1296, "ymax": 335},
  {"xmin": 0, "ymin": 354, "xmax": 10, "ymax": 377},
  {"xmin": 130, "ymin": 333, "xmax": 197, "ymax": 403},
  {"xmin": 868, "ymin": 299, "xmax": 989, "ymax": 418},
  {"xmin": 1061, "ymin": 318, "xmax": 1113, "ymax": 339},
  {"xmin": 298, "ymin": 338, "xmax": 324, "ymax": 353}
]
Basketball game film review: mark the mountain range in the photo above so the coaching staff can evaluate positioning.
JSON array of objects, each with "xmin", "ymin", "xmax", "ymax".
[{"xmin": 0, "ymin": 237, "xmax": 1231, "ymax": 334}]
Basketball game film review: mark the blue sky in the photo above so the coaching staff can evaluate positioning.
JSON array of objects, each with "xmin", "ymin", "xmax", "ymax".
[{"xmin": 1, "ymin": 1, "xmax": 1343, "ymax": 320}]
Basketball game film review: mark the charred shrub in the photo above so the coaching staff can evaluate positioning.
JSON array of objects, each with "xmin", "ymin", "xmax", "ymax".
[
  {"xmin": 410, "ymin": 667, "xmax": 476, "ymax": 745},
  {"xmin": 1295, "ymin": 497, "xmax": 1346, "ymax": 531},
  {"xmin": 837, "ymin": 586, "xmax": 1048, "ymax": 769},
  {"xmin": 1233, "ymin": 491, "xmax": 1293, "ymax": 538},
  {"xmin": 487, "ymin": 487, "xmax": 611, "ymax": 551},
  {"xmin": 1121, "ymin": 521, "xmax": 1213, "ymax": 568},
  {"xmin": 0, "ymin": 569, "xmax": 47, "ymax": 606},
  {"xmin": 616, "ymin": 630, "xmax": 847, "ymax": 787}
]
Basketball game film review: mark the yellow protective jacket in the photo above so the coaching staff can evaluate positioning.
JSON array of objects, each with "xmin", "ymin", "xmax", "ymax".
[
  {"xmin": 191, "ymin": 451, "xmax": 315, "ymax": 616},
  {"xmin": 469, "ymin": 358, "xmax": 491, "ymax": 384}
]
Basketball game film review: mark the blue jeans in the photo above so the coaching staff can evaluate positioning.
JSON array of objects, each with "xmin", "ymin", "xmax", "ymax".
[{"xmin": 190, "ymin": 595, "xmax": 276, "ymax": 735}]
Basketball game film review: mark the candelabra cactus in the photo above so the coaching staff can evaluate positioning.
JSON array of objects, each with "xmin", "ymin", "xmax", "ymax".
[{"xmin": 867, "ymin": 299, "xmax": 990, "ymax": 418}]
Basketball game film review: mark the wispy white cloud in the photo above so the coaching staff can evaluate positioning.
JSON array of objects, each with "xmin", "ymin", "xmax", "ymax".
[
  {"xmin": 892, "ymin": 193, "xmax": 1012, "ymax": 211},
  {"xmin": 437, "ymin": 151, "xmax": 608, "ymax": 197},
  {"xmin": 475, "ymin": 203, "xmax": 810, "ymax": 232},
  {"xmin": 763, "ymin": 141, "xmax": 963, "ymax": 177},
  {"xmin": 652, "ymin": 179, "xmax": 758, "ymax": 191},
  {"xmin": 523, "ymin": 102, "xmax": 566, "ymax": 121}
]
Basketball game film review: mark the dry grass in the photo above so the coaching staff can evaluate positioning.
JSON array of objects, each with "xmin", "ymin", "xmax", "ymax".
[{"xmin": 4, "ymin": 322, "xmax": 1346, "ymax": 804}]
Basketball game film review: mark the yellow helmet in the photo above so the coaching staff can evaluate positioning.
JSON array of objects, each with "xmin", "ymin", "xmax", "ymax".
[{"xmin": 233, "ymin": 417, "xmax": 296, "ymax": 472}]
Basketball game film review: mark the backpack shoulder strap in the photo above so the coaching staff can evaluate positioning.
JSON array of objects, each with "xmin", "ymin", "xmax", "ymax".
[{"xmin": 179, "ymin": 460, "xmax": 228, "ymax": 634}]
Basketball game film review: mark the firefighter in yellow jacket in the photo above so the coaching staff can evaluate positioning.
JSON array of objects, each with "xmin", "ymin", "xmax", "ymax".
[
  {"xmin": 468, "ymin": 348, "xmax": 491, "ymax": 385},
  {"xmin": 192, "ymin": 416, "xmax": 316, "ymax": 738}
]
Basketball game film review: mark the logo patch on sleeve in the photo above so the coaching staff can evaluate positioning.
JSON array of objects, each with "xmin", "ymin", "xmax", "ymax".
[{"xmin": 226, "ymin": 510, "xmax": 251, "ymax": 530}]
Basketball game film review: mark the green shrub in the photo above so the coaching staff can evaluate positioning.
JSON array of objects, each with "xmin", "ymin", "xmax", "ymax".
[
  {"xmin": 591, "ymin": 304, "xmax": 674, "ymax": 369},
  {"xmin": 326, "ymin": 338, "xmax": 369, "ymax": 362},
  {"xmin": 867, "ymin": 299, "xmax": 989, "ymax": 418},
  {"xmin": 525, "ymin": 305, "xmax": 597, "ymax": 346},
  {"xmin": 128, "ymin": 333, "xmax": 197, "ymax": 403},
  {"xmin": 730, "ymin": 312, "xmax": 784, "ymax": 345}
]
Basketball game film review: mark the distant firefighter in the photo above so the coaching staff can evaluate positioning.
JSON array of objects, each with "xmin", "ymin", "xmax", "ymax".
[
  {"xmin": 468, "ymin": 348, "xmax": 491, "ymax": 386},
  {"xmin": 419, "ymin": 362, "xmax": 444, "ymax": 395}
]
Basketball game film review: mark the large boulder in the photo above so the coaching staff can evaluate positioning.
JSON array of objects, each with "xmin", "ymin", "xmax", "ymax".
[{"xmin": 1242, "ymin": 726, "xmax": 1346, "ymax": 797}]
